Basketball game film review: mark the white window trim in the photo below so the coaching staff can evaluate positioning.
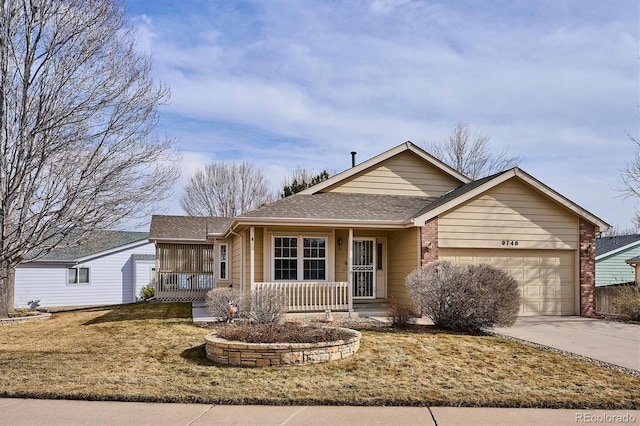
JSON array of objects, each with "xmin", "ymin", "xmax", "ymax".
[
  {"xmin": 271, "ymin": 234, "xmax": 328, "ymax": 282},
  {"xmin": 67, "ymin": 266, "xmax": 90, "ymax": 285},
  {"xmin": 218, "ymin": 243, "xmax": 229, "ymax": 281}
]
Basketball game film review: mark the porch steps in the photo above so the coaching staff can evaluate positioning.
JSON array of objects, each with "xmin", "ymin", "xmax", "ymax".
[{"xmin": 353, "ymin": 299, "xmax": 388, "ymax": 317}]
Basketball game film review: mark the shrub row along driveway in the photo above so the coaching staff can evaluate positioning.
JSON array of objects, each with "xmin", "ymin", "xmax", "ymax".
[{"xmin": 494, "ymin": 316, "xmax": 640, "ymax": 372}]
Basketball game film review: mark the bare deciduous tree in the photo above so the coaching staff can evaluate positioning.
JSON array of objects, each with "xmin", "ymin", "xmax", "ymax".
[
  {"xmin": 425, "ymin": 122, "xmax": 520, "ymax": 180},
  {"xmin": 180, "ymin": 162, "xmax": 275, "ymax": 217},
  {"xmin": 0, "ymin": 0, "xmax": 180, "ymax": 317},
  {"xmin": 618, "ymin": 133, "xmax": 640, "ymax": 227}
]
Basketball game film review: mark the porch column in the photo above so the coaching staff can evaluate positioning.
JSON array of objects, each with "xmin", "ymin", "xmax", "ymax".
[
  {"xmin": 250, "ymin": 226, "xmax": 255, "ymax": 290},
  {"xmin": 348, "ymin": 228, "xmax": 353, "ymax": 314}
]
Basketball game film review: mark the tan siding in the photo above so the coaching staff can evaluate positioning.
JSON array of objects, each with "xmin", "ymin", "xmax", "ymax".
[
  {"xmin": 439, "ymin": 179, "xmax": 579, "ymax": 250},
  {"xmin": 231, "ymin": 233, "xmax": 243, "ymax": 289},
  {"xmin": 325, "ymin": 151, "xmax": 460, "ymax": 197},
  {"xmin": 252, "ymin": 228, "xmax": 264, "ymax": 284},
  {"xmin": 335, "ymin": 229, "xmax": 349, "ymax": 282},
  {"xmin": 440, "ymin": 248, "xmax": 576, "ymax": 315},
  {"xmin": 387, "ymin": 228, "xmax": 419, "ymax": 304}
]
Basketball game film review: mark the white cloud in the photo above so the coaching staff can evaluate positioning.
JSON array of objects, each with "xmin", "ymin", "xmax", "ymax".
[{"xmin": 127, "ymin": 0, "xmax": 639, "ymax": 227}]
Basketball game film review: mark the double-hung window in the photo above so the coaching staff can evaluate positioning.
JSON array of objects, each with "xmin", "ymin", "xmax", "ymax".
[
  {"xmin": 273, "ymin": 236, "xmax": 326, "ymax": 281},
  {"xmin": 68, "ymin": 267, "xmax": 89, "ymax": 285},
  {"xmin": 219, "ymin": 243, "xmax": 228, "ymax": 280}
]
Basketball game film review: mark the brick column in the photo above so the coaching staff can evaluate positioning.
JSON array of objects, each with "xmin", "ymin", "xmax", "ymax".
[
  {"xmin": 579, "ymin": 219, "xmax": 596, "ymax": 317},
  {"xmin": 421, "ymin": 217, "xmax": 438, "ymax": 265}
]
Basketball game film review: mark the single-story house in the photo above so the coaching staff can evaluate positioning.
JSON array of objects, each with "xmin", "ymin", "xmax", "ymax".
[
  {"xmin": 149, "ymin": 142, "xmax": 609, "ymax": 317},
  {"xmin": 595, "ymin": 234, "xmax": 640, "ymax": 286},
  {"xmin": 15, "ymin": 231, "xmax": 155, "ymax": 308}
]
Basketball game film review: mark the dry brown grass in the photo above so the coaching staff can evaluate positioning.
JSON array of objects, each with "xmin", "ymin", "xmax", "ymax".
[{"xmin": 0, "ymin": 302, "xmax": 638, "ymax": 408}]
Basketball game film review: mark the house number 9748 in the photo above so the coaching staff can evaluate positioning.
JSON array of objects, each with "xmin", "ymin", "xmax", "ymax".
[{"xmin": 502, "ymin": 240, "xmax": 519, "ymax": 246}]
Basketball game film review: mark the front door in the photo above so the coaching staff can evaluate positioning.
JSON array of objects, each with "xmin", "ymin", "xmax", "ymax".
[{"xmin": 352, "ymin": 238, "xmax": 375, "ymax": 299}]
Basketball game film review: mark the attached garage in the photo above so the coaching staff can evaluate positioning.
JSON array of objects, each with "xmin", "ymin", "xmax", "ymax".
[
  {"xmin": 414, "ymin": 170, "xmax": 608, "ymax": 317},
  {"xmin": 440, "ymin": 248, "xmax": 576, "ymax": 315}
]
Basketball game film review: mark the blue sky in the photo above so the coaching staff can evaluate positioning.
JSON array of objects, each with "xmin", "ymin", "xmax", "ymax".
[{"xmin": 126, "ymin": 0, "xmax": 639, "ymax": 230}]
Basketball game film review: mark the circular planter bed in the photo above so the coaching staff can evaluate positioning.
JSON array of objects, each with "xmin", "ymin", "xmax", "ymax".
[
  {"xmin": 0, "ymin": 311, "xmax": 51, "ymax": 326},
  {"xmin": 204, "ymin": 327, "xmax": 361, "ymax": 367}
]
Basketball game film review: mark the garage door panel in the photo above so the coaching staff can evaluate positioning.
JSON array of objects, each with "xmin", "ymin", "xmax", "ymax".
[
  {"xmin": 439, "ymin": 249, "xmax": 576, "ymax": 316},
  {"xmin": 524, "ymin": 285, "xmax": 540, "ymax": 296}
]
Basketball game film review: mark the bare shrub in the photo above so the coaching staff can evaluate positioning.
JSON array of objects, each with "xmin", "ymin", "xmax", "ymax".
[
  {"xmin": 406, "ymin": 261, "xmax": 520, "ymax": 331},
  {"xmin": 246, "ymin": 287, "xmax": 288, "ymax": 324},
  {"xmin": 385, "ymin": 300, "xmax": 418, "ymax": 329},
  {"xmin": 206, "ymin": 287, "xmax": 243, "ymax": 321},
  {"xmin": 610, "ymin": 285, "xmax": 640, "ymax": 321}
]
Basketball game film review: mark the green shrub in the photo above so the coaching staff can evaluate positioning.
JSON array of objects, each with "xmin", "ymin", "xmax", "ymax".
[
  {"xmin": 610, "ymin": 285, "xmax": 640, "ymax": 321},
  {"xmin": 385, "ymin": 300, "xmax": 417, "ymax": 329},
  {"xmin": 406, "ymin": 261, "xmax": 520, "ymax": 331},
  {"xmin": 139, "ymin": 284, "xmax": 155, "ymax": 301}
]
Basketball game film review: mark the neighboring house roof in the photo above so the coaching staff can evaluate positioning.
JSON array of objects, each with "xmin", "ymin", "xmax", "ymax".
[
  {"xmin": 596, "ymin": 234, "xmax": 640, "ymax": 259},
  {"xmin": 625, "ymin": 255, "xmax": 640, "ymax": 265},
  {"xmin": 37, "ymin": 230, "xmax": 150, "ymax": 262},
  {"xmin": 149, "ymin": 215, "xmax": 233, "ymax": 242}
]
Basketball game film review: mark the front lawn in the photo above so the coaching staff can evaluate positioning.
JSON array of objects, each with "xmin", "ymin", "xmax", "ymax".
[{"xmin": 0, "ymin": 303, "xmax": 638, "ymax": 408}]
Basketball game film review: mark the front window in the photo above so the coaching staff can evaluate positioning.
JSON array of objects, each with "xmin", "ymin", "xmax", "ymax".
[
  {"xmin": 219, "ymin": 243, "xmax": 228, "ymax": 280},
  {"xmin": 68, "ymin": 267, "xmax": 89, "ymax": 284},
  {"xmin": 274, "ymin": 236, "xmax": 327, "ymax": 281},
  {"xmin": 274, "ymin": 237, "xmax": 298, "ymax": 280},
  {"xmin": 303, "ymin": 237, "xmax": 326, "ymax": 280}
]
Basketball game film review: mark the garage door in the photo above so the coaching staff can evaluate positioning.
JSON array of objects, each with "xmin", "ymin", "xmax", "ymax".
[{"xmin": 439, "ymin": 249, "xmax": 576, "ymax": 316}]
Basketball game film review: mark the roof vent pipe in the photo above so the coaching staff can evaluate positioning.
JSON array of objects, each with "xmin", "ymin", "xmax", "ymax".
[{"xmin": 351, "ymin": 151, "xmax": 357, "ymax": 167}]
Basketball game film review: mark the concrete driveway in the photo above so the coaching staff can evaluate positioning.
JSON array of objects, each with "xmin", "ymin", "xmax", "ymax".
[{"xmin": 494, "ymin": 317, "xmax": 640, "ymax": 372}]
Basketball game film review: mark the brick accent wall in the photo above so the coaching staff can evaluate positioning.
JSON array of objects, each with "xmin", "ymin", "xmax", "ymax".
[
  {"xmin": 579, "ymin": 219, "xmax": 597, "ymax": 317},
  {"xmin": 421, "ymin": 217, "xmax": 438, "ymax": 265}
]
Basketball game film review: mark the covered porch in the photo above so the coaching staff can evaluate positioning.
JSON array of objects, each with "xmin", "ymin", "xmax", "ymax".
[{"xmin": 153, "ymin": 225, "xmax": 421, "ymax": 314}]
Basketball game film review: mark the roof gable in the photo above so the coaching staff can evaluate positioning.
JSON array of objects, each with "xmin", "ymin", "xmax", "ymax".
[
  {"xmin": 300, "ymin": 142, "xmax": 469, "ymax": 196},
  {"xmin": 413, "ymin": 168, "xmax": 609, "ymax": 232}
]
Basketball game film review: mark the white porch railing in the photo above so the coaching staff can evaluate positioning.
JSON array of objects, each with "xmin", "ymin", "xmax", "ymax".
[
  {"xmin": 155, "ymin": 272, "xmax": 214, "ymax": 301},
  {"xmin": 252, "ymin": 281, "xmax": 352, "ymax": 312}
]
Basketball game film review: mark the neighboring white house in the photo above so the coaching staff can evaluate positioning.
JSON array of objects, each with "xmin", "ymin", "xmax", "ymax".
[{"xmin": 14, "ymin": 231, "xmax": 155, "ymax": 308}]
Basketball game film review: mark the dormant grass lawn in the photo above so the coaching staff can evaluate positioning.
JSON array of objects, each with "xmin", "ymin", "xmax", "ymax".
[{"xmin": 0, "ymin": 302, "xmax": 638, "ymax": 408}]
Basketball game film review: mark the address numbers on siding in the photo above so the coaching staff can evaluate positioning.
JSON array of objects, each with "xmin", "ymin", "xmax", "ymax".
[{"xmin": 501, "ymin": 240, "xmax": 519, "ymax": 246}]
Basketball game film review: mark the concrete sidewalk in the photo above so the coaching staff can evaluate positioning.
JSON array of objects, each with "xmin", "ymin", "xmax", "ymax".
[
  {"xmin": 1, "ymin": 398, "xmax": 638, "ymax": 426},
  {"xmin": 494, "ymin": 316, "xmax": 640, "ymax": 372}
]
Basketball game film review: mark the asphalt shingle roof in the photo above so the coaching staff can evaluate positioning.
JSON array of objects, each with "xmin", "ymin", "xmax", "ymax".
[
  {"xmin": 40, "ymin": 230, "xmax": 149, "ymax": 261},
  {"xmin": 149, "ymin": 215, "xmax": 233, "ymax": 240},
  {"xmin": 596, "ymin": 234, "xmax": 640, "ymax": 256},
  {"xmin": 239, "ymin": 193, "xmax": 436, "ymax": 222}
]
